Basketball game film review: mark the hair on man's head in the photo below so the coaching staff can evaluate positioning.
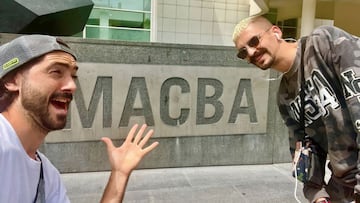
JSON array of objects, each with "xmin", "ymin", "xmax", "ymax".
[
  {"xmin": 232, "ymin": 16, "xmax": 254, "ymax": 43},
  {"xmin": 232, "ymin": 15, "xmax": 273, "ymax": 43}
]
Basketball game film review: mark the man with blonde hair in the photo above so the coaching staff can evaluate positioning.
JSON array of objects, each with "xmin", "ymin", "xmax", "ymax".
[{"xmin": 233, "ymin": 15, "xmax": 360, "ymax": 203}]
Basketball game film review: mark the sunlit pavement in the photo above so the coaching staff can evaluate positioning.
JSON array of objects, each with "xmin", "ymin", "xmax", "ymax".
[{"xmin": 62, "ymin": 163, "xmax": 310, "ymax": 203}]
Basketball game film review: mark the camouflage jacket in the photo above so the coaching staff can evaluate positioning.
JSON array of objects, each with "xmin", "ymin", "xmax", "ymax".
[{"xmin": 277, "ymin": 25, "xmax": 360, "ymax": 201}]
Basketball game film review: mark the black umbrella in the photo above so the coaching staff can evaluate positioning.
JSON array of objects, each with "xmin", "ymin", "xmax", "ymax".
[{"xmin": 0, "ymin": 0, "xmax": 94, "ymax": 36}]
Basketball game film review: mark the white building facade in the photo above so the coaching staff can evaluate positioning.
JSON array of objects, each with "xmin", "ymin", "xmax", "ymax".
[{"xmin": 80, "ymin": 0, "xmax": 359, "ymax": 46}]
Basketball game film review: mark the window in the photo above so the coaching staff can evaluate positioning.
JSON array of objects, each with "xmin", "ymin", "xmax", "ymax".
[
  {"xmin": 77, "ymin": 0, "xmax": 151, "ymax": 42},
  {"xmin": 263, "ymin": 8, "xmax": 298, "ymax": 39}
]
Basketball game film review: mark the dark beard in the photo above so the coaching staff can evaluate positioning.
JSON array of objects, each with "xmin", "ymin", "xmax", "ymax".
[
  {"xmin": 21, "ymin": 81, "xmax": 67, "ymax": 131},
  {"xmin": 249, "ymin": 48, "xmax": 273, "ymax": 70}
]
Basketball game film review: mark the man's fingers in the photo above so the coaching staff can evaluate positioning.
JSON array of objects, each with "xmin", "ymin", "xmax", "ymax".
[
  {"xmin": 132, "ymin": 124, "xmax": 158, "ymax": 154},
  {"xmin": 101, "ymin": 137, "xmax": 115, "ymax": 152},
  {"xmin": 125, "ymin": 124, "xmax": 139, "ymax": 143},
  {"xmin": 133, "ymin": 124, "xmax": 147, "ymax": 144},
  {"xmin": 138, "ymin": 129, "xmax": 154, "ymax": 148},
  {"xmin": 142, "ymin": 142, "xmax": 159, "ymax": 155}
]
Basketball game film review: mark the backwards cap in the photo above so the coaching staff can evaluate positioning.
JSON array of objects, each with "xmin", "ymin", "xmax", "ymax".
[{"xmin": 0, "ymin": 34, "xmax": 77, "ymax": 79}]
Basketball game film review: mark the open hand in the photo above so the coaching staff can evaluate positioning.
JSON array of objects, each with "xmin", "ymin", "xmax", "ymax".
[{"xmin": 101, "ymin": 124, "xmax": 159, "ymax": 176}]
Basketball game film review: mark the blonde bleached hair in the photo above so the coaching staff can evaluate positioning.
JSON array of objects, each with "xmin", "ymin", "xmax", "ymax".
[{"xmin": 232, "ymin": 15, "xmax": 273, "ymax": 44}]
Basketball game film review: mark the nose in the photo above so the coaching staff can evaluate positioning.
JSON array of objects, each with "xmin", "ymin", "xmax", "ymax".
[
  {"xmin": 245, "ymin": 46, "xmax": 257, "ymax": 57},
  {"xmin": 62, "ymin": 75, "xmax": 77, "ymax": 93}
]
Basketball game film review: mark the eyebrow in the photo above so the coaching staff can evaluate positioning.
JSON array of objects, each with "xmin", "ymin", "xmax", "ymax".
[{"xmin": 48, "ymin": 61, "xmax": 79, "ymax": 72}]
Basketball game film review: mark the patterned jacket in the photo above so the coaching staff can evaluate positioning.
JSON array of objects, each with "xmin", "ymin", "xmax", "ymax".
[{"xmin": 277, "ymin": 25, "xmax": 360, "ymax": 201}]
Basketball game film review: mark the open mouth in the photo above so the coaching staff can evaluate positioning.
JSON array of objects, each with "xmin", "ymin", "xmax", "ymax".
[{"xmin": 50, "ymin": 97, "xmax": 71, "ymax": 111}]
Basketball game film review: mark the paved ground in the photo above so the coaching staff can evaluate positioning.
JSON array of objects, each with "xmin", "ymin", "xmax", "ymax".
[{"xmin": 61, "ymin": 163, "xmax": 313, "ymax": 203}]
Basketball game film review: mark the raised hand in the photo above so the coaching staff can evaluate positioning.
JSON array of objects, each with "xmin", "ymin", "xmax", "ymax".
[
  {"xmin": 100, "ymin": 124, "xmax": 159, "ymax": 203},
  {"xmin": 101, "ymin": 124, "xmax": 159, "ymax": 176}
]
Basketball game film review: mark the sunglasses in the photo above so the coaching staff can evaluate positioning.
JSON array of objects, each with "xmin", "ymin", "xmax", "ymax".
[{"xmin": 236, "ymin": 28, "xmax": 271, "ymax": 59}]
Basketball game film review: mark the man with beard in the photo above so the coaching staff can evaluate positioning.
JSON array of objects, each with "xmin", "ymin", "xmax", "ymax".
[
  {"xmin": 232, "ymin": 16, "xmax": 360, "ymax": 203},
  {"xmin": 0, "ymin": 34, "xmax": 159, "ymax": 203}
]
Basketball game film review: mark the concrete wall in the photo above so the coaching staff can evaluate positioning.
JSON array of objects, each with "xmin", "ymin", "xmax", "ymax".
[{"xmin": 0, "ymin": 33, "xmax": 290, "ymax": 173}]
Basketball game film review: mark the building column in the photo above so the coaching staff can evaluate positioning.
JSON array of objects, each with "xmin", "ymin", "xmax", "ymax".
[
  {"xmin": 100, "ymin": 11, "xmax": 110, "ymax": 40},
  {"xmin": 300, "ymin": 0, "xmax": 316, "ymax": 37},
  {"xmin": 150, "ymin": 0, "xmax": 157, "ymax": 42}
]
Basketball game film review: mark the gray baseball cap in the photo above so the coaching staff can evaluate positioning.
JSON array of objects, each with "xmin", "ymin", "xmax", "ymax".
[{"xmin": 0, "ymin": 34, "xmax": 77, "ymax": 79}]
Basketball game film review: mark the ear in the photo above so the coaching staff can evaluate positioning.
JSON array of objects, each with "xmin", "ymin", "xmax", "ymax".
[
  {"xmin": 3, "ymin": 73, "xmax": 21, "ymax": 92},
  {"xmin": 271, "ymin": 26, "xmax": 283, "ymax": 39}
]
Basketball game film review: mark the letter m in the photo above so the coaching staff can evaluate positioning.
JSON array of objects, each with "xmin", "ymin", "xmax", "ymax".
[{"xmin": 66, "ymin": 77, "xmax": 112, "ymax": 128}]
